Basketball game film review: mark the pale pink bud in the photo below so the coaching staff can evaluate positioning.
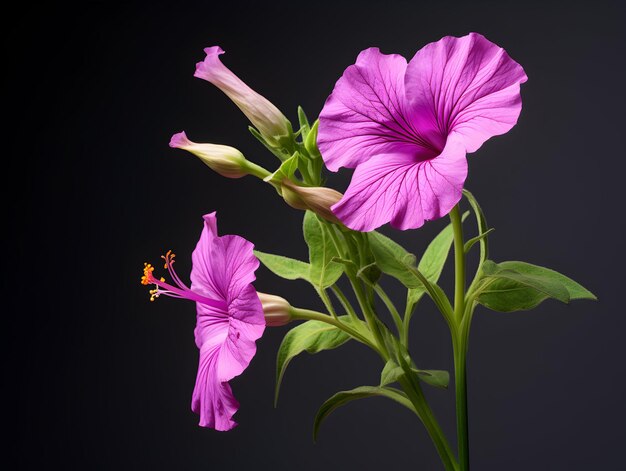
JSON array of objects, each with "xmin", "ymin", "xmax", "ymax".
[
  {"xmin": 194, "ymin": 46, "xmax": 290, "ymax": 142},
  {"xmin": 281, "ymin": 180, "xmax": 343, "ymax": 224},
  {"xmin": 169, "ymin": 131, "xmax": 247, "ymax": 178},
  {"xmin": 257, "ymin": 292, "xmax": 292, "ymax": 327}
]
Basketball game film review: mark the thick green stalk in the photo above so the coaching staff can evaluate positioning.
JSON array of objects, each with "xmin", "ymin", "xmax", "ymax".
[
  {"xmin": 450, "ymin": 205, "xmax": 470, "ymax": 471},
  {"xmin": 450, "ymin": 206, "xmax": 466, "ymax": 324},
  {"xmin": 398, "ymin": 375, "xmax": 459, "ymax": 471}
]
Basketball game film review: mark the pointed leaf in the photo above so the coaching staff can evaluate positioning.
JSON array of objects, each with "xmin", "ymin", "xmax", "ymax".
[
  {"xmin": 297, "ymin": 106, "xmax": 311, "ymax": 137},
  {"xmin": 255, "ymin": 250, "xmax": 310, "ymax": 281},
  {"xmin": 463, "ymin": 189, "xmax": 489, "ymax": 263},
  {"xmin": 380, "ymin": 361, "xmax": 404, "ymax": 386},
  {"xmin": 381, "ymin": 358, "xmax": 449, "ymax": 390},
  {"xmin": 304, "ymin": 120, "xmax": 322, "ymax": 158},
  {"xmin": 303, "ymin": 211, "xmax": 343, "ymax": 288},
  {"xmin": 313, "ymin": 386, "xmax": 414, "ymax": 441},
  {"xmin": 264, "ymin": 152, "xmax": 301, "ymax": 186},
  {"xmin": 464, "ymin": 228, "xmax": 495, "ymax": 254},
  {"xmin": 368, "ymin": 231, "xmax": 422, "ymax": 288},
  {"xmin": 498, "ymin": 261, "xmax": 596, "ymax": 301},
  {"xmin": 476, "ymin": 260, "xmax": 580, "ymax": 312},
  {"xmin": 275, "ymin": 317, "xmax": 352, "ymax": 405},
  {"xmin": 414, "ymin": 369, "xmax": 449, "ymax": 389},
  {"xmin": 369, "ymin": 212, "xmax": 468, "ymax": 289}
]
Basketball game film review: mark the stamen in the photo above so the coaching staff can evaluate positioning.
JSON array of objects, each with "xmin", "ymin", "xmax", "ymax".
[{"xmin": 140, "ymin": 250, "xmax": 227, "ymax": 311}]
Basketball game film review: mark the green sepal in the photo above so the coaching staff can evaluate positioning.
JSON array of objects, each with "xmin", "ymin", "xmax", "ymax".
[
  {"xmin": 312, "ymin": 386, "xmax": 414, "ymax": 442},
  {"xmin": 248, "ymin": 125, "xmax": 290, "ymax": 161},
  {"xmin": 264, "ymin": 152, "xmax": 300, "ymax": 187},
  {"xmin": 304, "ymin": 120, "xmax": 322, "ymax": 158},
  {"xmin": 297, "ymin": 106, "xmax": 311, "ymax": 139},
  {"xmin": 254, "ymin": 250, "xmax": 310, "ymax": 282}
]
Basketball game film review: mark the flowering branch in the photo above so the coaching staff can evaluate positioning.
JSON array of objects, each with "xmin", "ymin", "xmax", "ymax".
[{"xmin": 141, "ymin": 33, "xmax": 596, "ymax": 471}]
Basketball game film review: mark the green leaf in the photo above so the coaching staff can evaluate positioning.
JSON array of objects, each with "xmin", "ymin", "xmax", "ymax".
[
  {"xmin": 476, "ymin": 260, "xmax": 585, "ymax": 312},
  {"xmin": 368, "ymin": 231, "xmax": 422, "ymax": 288},
  {"xmin": 254, "ymin": 250, "xmax": 310, "ymax": 281},
  {"xmin": 356, "ymin": 262, "xmax": 383, "ymax": 286},
  {"xmin": 380, "ymin": 361, "xmax": 404, "ymax": 386},
  {"xmin": 497, "ymin": 261, "xmax": 596, "ymax": 301},
  {"xmin": 313, "ymin": 386, "xmax": 414, "ymax": 441},
  {"xmin": 463, "ymin": 189, "xmax": 489, "ymax": 264},
  {"xmin": 303, "ymin": 211, "xmax": 343, "ymax": 288},
  {"xmin": 369, "ymin": 212, "xmax": 468, "ymax": 289},
  {"xmin": 414, "ymin": 369, "xmax": 449, "ymax": 389},
  {"xmin": 275, "ymin": 317, "xmax": 352, "ymax": 405},
  {"xmin": 380, "ymin": 360, "xmax": 449, "ymax": 389},
  {"xmin": 464, "ymin": 228, "xmax": 495, "ymax": 254}
]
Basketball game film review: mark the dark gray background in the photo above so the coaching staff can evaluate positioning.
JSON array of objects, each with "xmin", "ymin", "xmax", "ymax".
[{"xmin": 6, "ymin": 1, "xmax": 625, "ymax": 469}]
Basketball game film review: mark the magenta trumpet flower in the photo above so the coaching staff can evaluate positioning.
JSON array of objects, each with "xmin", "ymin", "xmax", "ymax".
[
  {"xmin": 318, "ymin": 33, "xmax": 528, "ymax": 231},
  {"xmin": 142, "ymin": 213, "xmax": 265, "ymax": 430}
]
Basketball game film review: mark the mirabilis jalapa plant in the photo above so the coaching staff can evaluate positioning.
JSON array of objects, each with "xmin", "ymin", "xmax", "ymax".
[{"xmin": 142, "ymin": 33, "xmax": 596, "ymax": 470}]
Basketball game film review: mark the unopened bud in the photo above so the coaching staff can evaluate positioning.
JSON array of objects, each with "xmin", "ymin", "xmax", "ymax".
[
  {"xmin": 194, "ymin": 46, "xmax": 291, "ymax": 144},
  {"xmin": 281, "ymin": 180, "xmax": 343, "ymax": 224},
  {"xmin": 169, "ymin": 131, "xmax": 247, "ymax": 178},
  {"xmin": 258, "ymin": 292, "xmax": 292, "ymax": 327}
]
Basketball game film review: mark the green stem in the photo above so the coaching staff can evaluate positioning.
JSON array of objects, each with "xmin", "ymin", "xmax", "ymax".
[
  {"xmin": 290, "ymin": 307, "xmax": 383, "ymax": 357},
  {"xmin": 349, "ymin": 274, "xmax": 388, "ymax": 359},
  {"xmin": 373, "ymin": 284, "xmax": 403, "ymax": 337},
  {"xmin": 398, "ymin": 375, "xmax": 459, "ymax": 471},
  {"xmin": 402, "ymin": 296, "xmax": 415, "ymax": 347},
  {"xmin": 450, "ymin": 206, "xmax": 466, "ymax": 324},
  {"xmin": 330, "ymin": 284, "xmax": 360, "ymax": 323},
  {"xmin": 242, "ymin": 160, "xmax": 271, "ymax": 179},
  {"xmin": 450, "ymin": 205, "xmax": 470, "ymax": 471},
  {"xmin": 317, "ymin": 288, "xmax": 339, "ymax": 321}
]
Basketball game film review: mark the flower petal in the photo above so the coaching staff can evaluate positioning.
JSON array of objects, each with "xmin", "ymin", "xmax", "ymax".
[
  {"xmin": 216, "ymin": 284, "xmax": 265, "ymax": 382},
  {"xmin": 191, "ymin": 213, "xmax": 259, "ymax": 303},
  {"xmin": 405, "ymin": 32, "xmax": 527, "ymax": 154},
  {"xmin": 191, "ymin": 342, "xmax": 239, "ymax": 431},
  {"xmin": 318, "ymin": 48, "xmax": 440, "ymax": 172},
  {"xmin": 332, "ymin": 137, "xmax": 467, "ymax": 231}
]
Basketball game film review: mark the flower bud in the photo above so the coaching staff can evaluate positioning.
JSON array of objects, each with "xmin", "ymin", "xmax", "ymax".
[
  {"xmin": 281, "ymin": 180, "xmax": 343, "ymax": 224},
  {"xmin": 194, "ymin": 46, "xmax": 291, "ymax": 144},
  {"xmin": 257, "ymin": 292, "xmax": 292, "ymax": 327},
  {"xmin": 169, "ymin": 131, "xmax": 247, "ymax": 178}
]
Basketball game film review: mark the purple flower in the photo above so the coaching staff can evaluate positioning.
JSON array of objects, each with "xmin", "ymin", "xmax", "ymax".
[
  {"xmin": 142, "ymin": 213, "xmax": 265, "ymax": 430},
  {"xmin": 318, "ymin": 33, "xmax": 527, "ymax": 231},
  {"xmin": 195, "ymin": 46, "xmax": 290, "ymax": 143}
]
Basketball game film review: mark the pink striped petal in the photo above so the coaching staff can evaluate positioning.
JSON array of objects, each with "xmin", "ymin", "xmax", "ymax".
[
  {"xmin": 318, "ymin": 48, "xmax": 441, "ymax": 172},
  {"xmin": 405, "ymin": 33, "xmax": 527, "ymax": 153},
  {"xmin": 332, "ymin": 137, "xmax": 467, "ymax": 231}
]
